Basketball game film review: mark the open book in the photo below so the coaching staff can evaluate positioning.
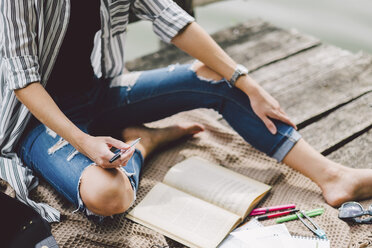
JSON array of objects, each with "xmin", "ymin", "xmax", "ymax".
[{"xmin": 127, "ymin": 157, "xmax": 271, "ymax": 248}]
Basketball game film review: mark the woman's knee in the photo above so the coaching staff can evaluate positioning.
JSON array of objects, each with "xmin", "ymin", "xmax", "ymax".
[
  {"xmin": 191, "ymin": 61, "xmax": 224, "ymax": 81},
  {"xmin": 79, "ymin": 165, "xmax": 134, "ymax": 216}
]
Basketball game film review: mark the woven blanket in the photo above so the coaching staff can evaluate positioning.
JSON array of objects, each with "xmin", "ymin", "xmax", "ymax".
[{"xmin": 2, "ymin": 109, "xmax": 371, "ymax": 247}]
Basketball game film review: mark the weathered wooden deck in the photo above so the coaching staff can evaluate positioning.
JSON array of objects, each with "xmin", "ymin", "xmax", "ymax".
[
  {"xmin": 126, "ymin": 19, "xmax": 372, "ymax": 164},
  {"xmin": 126, "ymin": 19, "xmax": 372, "ymax": 246}
]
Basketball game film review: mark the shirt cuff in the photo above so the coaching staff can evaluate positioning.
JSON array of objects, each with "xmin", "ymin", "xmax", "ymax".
[
  {"xmin": 4, "ymin": 55, "xmax": 41, "ymax": 90},
  {"xmin": 152, "ymin": 2, "xmax": 195, "ymax": 43}
]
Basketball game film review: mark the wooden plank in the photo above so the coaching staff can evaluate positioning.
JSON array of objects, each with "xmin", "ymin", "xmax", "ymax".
[
  {"xmin": 221, "ymin": 28, "xmax": 319, "ymax": 72},
  {"xmin": 299, "ymin": 92, "xmax": 372, "ymax": 153},
  {"xmin": 251, "ymin": 46, "xmax": 372, "ymax": 125},
  {"xmin": 216, "ymin": 46, "xmax": 372, "ymax": 128},
  {"xmin": 327, "ymin": 129, "xmax": 372, "ymax": 169},
  {"xmin": 125, "ymin": 20, "xmax": 320, "ymax": 71}
]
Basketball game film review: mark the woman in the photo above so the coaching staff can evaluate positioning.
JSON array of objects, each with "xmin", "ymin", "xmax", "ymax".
[{"xmin": 1, "ymin": 0, "xmax": 372, "ymax": 221}]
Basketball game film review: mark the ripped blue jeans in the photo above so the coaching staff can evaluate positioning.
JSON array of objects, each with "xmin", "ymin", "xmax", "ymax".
[{"xmin": 18, "ymin": 63, "xmax": 301, "ymax": 219}]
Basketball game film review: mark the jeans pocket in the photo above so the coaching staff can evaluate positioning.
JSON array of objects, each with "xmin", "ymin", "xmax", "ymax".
[{"xmin": 108, "ymin": 0, "xmax": 131, "ymax": 36}]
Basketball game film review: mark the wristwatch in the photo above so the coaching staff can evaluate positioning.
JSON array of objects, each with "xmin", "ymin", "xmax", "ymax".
[{"xmin": 227, "ymin": 64, "xmax": 249, "ymax": 87}]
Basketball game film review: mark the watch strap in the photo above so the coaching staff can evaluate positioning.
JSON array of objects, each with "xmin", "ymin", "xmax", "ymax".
[{"xmin": 228, "ymin": 64, "xmax": 249, "ymax": 87}]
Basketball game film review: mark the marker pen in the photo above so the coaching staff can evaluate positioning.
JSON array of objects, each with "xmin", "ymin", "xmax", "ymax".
[
  {"xmin": 250, "ymin": 204, "xmax": 296, "ymax": 216},
  {"xmin": 256, "ymin": 209, "xmax": 299, "ymax": 221}
]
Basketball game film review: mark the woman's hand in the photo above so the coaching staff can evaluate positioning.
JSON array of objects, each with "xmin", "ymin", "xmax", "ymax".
[
  {"xmin": 237, "ymin": 76, "xmax": 297, "ymax": 135},
  {"xmin": 76, "ymin": 134, "xmax": 135, "ymax": 169}
]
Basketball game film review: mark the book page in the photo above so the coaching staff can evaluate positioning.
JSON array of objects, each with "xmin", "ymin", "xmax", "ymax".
[
  {"xmin": 163, "ymin": 157, "xmax": 271, "ymax": 217},
  {"xmin": 127, "ymin": 183, "xmax": 240, "ymax": 248}
]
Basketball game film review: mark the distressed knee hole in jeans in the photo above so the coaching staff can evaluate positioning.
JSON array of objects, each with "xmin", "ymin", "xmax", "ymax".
[
  {"xmin": 75, "ymin": 164, "xmax": 137, "ymax": 222},
  {"xmin": 167, "ymin": 63, "xmax": 179, "ymax": 72},
  {"xmin": 45, "ymin": 126, "xmax": 57, "ymax": 139},
  {"xmin": 47, "ymin": 133, "xmax": 81, "ymax": 162},
  {"xmin": 190, "ymin": 60, "xmax": 225, "ymax": 84},
  {"xmin": 47, "ymin": 138, "xmax": 69, "ymax": 155},
  {"xmin": 67, "ymin": 150, "xmax": 80, "ymax": 161},
  {"xmin": 74, "ymin": 163, "xmax": 107, "ymax": 221},
  {"xmin": 109, "ymin": 71, "xmax": 143, "ymax": 90}
]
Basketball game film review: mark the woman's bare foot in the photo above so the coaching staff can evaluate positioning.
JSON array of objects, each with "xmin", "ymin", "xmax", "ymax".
[
  {"xmin": 283, "ymin": 139, "xmax": 372, "ymax": 207},
  {"xmin": 320, "ymin": 166, "xmax": 372, "ymax": 207},
  {"xmin": 121, "ymin": 123, "xmax": 204, "ymax": 158}
]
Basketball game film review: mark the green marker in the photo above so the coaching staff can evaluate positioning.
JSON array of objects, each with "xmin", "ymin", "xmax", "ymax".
[{"xmin": 276, "ymin": 208, "xmax": 324, "ymax": 223}]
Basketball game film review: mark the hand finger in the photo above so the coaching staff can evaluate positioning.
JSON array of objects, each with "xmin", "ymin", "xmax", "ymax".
[
  {"xmin": 122, "ymin": 147, "xmax": 135, "ymax": 159},
  {"xmin": 270, "ymin": 110, "xmax": 297, "ymax": 130},
  {"xmin": 105, "ymin": 137, "xmax": 129, "ymax": 150},
  {"xmin": 261, "ymin": 115, "xmax": 277, "ymax": 135},
  {"xmin": 98, "ymin": 159, "xmax": 118, "ymax": 169},
  {"xmin": 93, "ymin": 146, "xmax": 123, "ymax": 168},
  {"xmin": 278, "ymin": 108, "xmax": 287, "ymax": 116},
  {"xmin": 103, "ymin": 150, "xmax": 125, "ymax": 168},
  {"xmin": 103, "ymin": 151, "xmax": 122, "ymax": 168},
  {"xmin": 120, "ymin": 148, "xmax": 135, "ymax": 166},
  {"xmin": 108, "ymin": 147, "xmax": 134, "ymax": 168},
  {"xmin": 279, "ymin": 108, "xmax": 297, "ymax": 130},
  {"xmin": 278, "ymin": 111, "xmax": 297, "ymax": 130},
  {"xmin": 277, "ymin": 108, "xmax": 292, "ymax": 122}
]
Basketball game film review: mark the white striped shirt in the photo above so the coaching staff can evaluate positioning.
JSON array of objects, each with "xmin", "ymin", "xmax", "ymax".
[{"xmin": 0, "ymin": 0, "xmax": 194, "ymax": 222}]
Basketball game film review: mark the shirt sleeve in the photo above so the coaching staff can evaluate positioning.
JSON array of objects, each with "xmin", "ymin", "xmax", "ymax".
[
  {"xmin": 0, "ymin": 0, "xmax": 41, "ymax": 90},
  {"xmin": 131, "ymin": 0, "xmax": 195, "ymax": 43}
]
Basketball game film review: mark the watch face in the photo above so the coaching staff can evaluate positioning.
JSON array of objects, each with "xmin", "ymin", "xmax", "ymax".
[
  {"xmin": 228, "ymin": 64, "xmax": 249, "ymax": 86},
  {"xmin": 237, "ymin": 65, "xmax": 248, "ymax": 74}
]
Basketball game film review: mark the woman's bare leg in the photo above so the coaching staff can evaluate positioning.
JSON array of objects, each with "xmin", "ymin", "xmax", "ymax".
[
  {"xmin": 122, "ymin": 123, "xmax": 204, "ymax": 159},
  {"xmin": 283, "ymin": 138, "xmax": 372, "ymax": 206}
]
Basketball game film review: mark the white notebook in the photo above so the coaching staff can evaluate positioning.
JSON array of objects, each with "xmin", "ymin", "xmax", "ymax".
[
  {"xmin": 221, "ymin": 222, "xmax": 330, "ymax": 248},
  {"xmin": 218, "ymin": 219, "xmax": 264, "ymax": 248},
  {"xmin": 230, "ymin": 224, "xmax": 294, "ymax": 248},
  {"xmin": 288, "ymin": 236, "xmax": 330, "ymax": 248}
]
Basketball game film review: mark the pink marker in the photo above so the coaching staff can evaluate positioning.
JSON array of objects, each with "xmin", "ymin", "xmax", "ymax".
[{"xmin": 250, "ymin": 204, "xmax": 296, "ymax": 216}]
